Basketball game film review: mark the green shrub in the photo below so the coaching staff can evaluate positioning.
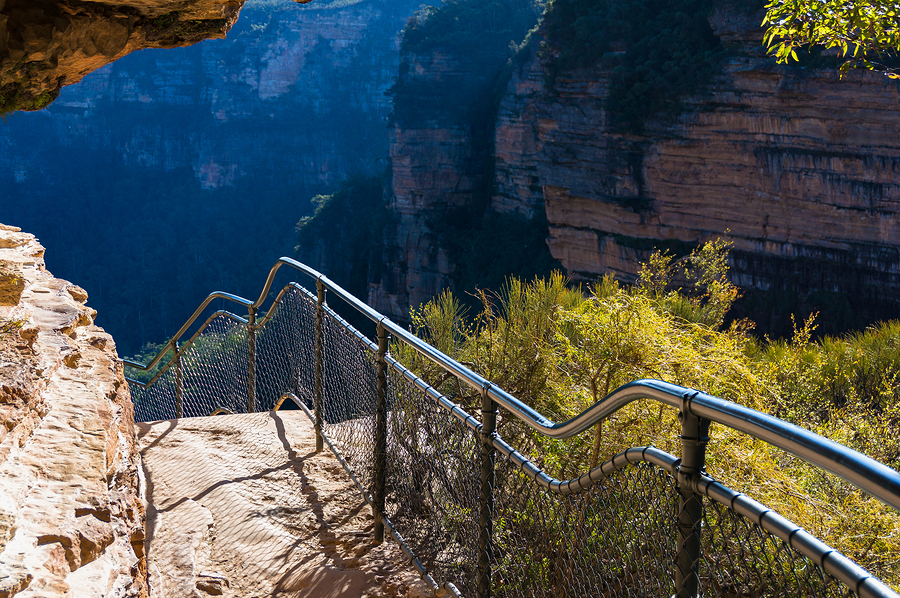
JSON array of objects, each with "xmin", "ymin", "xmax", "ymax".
[{"xmin": 398, "ymin": 238, "xmax": 900, "ymax": 588}]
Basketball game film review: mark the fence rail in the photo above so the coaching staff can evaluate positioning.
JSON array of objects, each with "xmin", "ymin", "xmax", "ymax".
[{"xmin": 126, "ymin": 257, "xmax": 900, "ymax": 598}]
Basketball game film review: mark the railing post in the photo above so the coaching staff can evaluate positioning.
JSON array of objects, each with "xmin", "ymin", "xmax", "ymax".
[
  {"xmin": 373, "ymin": 320, "xmax": 389, "ymax": 544},
  {"xmin": 247, "ymin": 305, "xmax": 257, "ymax": 413},
  {"xmin": 174, "ymin": 340, "xmax": 183, "ymax": 419},
  {"xmin": 314, "ymin": 279, "xmax": 326, "ymax": 452},
  {"xmin": 674, "ymin": 396, "xmax": 711, "ymax": 598},
  {"xmin": 477, "ymin": 385, "xmax": 497, "ymax": 598}
]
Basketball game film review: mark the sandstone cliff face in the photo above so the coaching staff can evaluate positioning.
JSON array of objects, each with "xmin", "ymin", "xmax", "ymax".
[
  {"xmin": 368, "ymin": 48, "xmax": 509, "ymax": 317},
  {"xmin": 2, "ymin": 0, "xmax": 415, "ymax": 193},
  {"xmin": 0, "ymin": 224, "xmax": 146, "ymax": 598},
  {"xmin": 2, "ymin": 0, "xmax": 419, "ymax": 355},
  {"xmin": 0, "ymin": 0, "xmax": 245, "ymax": 113},
  {"xmin": 374, "ymin": 4, "xmax": 900, "ymax": 328},
  {"xmin": 492, "ymin": 16, "xmax": 900, "ymax": 326}
]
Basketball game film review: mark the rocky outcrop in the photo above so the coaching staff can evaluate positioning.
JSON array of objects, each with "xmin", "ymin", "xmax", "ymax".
[
  {"xmin": 0, "ymin": 224, "xmax": 146, "ymax": 598},
  {"xmin": 0, "ymin": 0, "xmax": 245, "ymax": 113}
]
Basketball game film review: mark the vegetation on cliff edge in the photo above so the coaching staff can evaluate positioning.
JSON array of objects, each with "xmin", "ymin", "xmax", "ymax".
[
  {"xmin": 764, "ymin": 0, "xmax": 900, "ymax": 77},
  {"xmin": 389, "ymin": 0, "xmax": 542, "ymax": 124},
  {"xmin": 398, "ymin": 239, "xmax": 900, "ymax": 588},
  {"xmin": 542, "ymin": 0, "xmax": 729, "ymax": 132}
]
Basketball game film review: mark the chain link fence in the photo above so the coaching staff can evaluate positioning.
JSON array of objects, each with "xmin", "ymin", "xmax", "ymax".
[
  {"xmin": 700, "ymin": 499, "xmax": 849, "ymax": 598},
  {"xmin": 126, "ymin": 262, "xmax": 900, "ymax": 598},
  {"xmin": 492, "ymin": 455, "xmax": 677, "ymax": 598},
  {"xmin": 131, "ymin": 313, "xmax": 249, "ymax": 421},
  {"xmin": 254, "ymin": 284, "xmax": 317, "ymax": 412},
  {"xmin": 383, "ymin": 366, "xmax": 481, "ymax": 594}
]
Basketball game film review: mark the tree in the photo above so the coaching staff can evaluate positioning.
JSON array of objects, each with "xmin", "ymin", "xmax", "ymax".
[{"xmin": 763, "ymin": 0, "xmax": 900, "ymax": 77}]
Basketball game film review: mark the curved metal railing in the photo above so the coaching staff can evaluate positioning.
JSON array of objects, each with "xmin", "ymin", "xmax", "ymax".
[{"xmin": 125, "ymin": 257, "xmax": 900, "ymax": 598}]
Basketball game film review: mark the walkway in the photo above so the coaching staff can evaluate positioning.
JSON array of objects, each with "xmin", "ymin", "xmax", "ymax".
[{"xmin": 137, "ymin": 411, "xmax": 432, "ymax": 598}]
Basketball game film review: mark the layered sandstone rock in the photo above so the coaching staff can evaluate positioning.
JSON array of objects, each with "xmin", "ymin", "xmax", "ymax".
[
  {"xmin": 0, "ymin": 224, "xmax": 146, "ymax": 598},
  {"xmin": 493, "ymin": 19, "xmax": 900, "ymax": 320},
  {"xmin": 369, "ymin": 47, "xmax": 509, "ymax": 318},
  {"xmin": 374, "ymin": 3, "xmax": 900, "ymax": 327},
  {"xmin": 371, "ymin": 122, "xmax": 475, "ymax": 316},
  {"xmin": 0, "ymin": 0, "xmax": 245, "ymax": 113}
]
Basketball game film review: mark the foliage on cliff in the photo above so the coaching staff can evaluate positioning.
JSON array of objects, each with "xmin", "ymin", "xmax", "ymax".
[
  {"xmin": 389, "ymin": 0, "xmax": 542, "ymax": 124},
  {"xmin": 541, "ymin": 0, "xmax": 726, "ymax": 131},
  {"xmin": 295, "ymin": 172, "xmax": 393, "ymax": 302},
  {"xmin": 763, "ymin": 0, "xmax": 900, "ymax": 77},
  {"xmin": 0, "ymin": 86, "xmax": 57, "ymax": 115},
  {"xmin": 398, "ymin": 239, "xmax": 900, "ymax": 588}
]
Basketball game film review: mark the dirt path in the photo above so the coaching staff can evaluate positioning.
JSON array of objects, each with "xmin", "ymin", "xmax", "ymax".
[{"xmin": 137, "ymin": 411, "xmax": 433, "ymax": 598}]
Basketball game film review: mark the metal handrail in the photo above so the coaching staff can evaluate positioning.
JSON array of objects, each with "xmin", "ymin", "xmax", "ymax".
[
  {"xmin": 295, "ymin": 305, "xmax": 899, "ymax": 598},
  {"xmin": 125, "ymin": 256, "xmax": 900, "ymax": 516},
  {"xmin": 123, "ymin": 291, "xmax": 250, "ymax": 372},
  {"xmin": 124, "ymin": 310, "xmax": 248, "ymax": 386},
  {"xmin": 125, "ymin": 256, "xmax": 900, "ymax": 597}
]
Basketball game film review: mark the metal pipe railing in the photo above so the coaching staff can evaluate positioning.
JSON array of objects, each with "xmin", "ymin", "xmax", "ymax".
[
  {"xmin": 123, "ymin": 291, "xmax": 251, "ymax": 373},
  {"xmin": 125, "ymin": 256, "xmax": 900, "ymax": 514},
  {"xmin": 125, "ymin": 256, "xmax": 900, "ymax": 598}
]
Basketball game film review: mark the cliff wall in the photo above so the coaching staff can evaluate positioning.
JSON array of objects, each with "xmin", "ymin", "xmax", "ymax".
[
  {"xmin": 0, "ymin": 224, "xmax": 145, "ymax": 598},
  {"xmin": 4, "ymin": 0, "xmax": 413, "ymax": 192},
  {"xmin": 370, "ymin": 48, "xmax": 497, "ymax": 315},
  {"xmin": 375, "ymin": 3, "xmax": 900, "ymax": 332},
  {"xmin": 368, "ymin": 0, "xmax": 545, "ymax": 317},
  {"xmin": 493, "ymin": 9, "xmax": 900, "ymax": 330},
  {"xmin": 2, "ymin": 0, "xmax": 420, "ymax": 355}
]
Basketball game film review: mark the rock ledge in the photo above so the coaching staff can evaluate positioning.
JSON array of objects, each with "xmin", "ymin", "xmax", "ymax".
[{"xmin": 0, "ymin": 224, "xmax": 146, "ymax": 598}]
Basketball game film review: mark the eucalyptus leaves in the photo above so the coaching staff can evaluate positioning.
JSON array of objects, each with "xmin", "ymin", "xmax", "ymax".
[{"xmin": 764, "ymin": 0, "xmax": 900, "ymax": 77}]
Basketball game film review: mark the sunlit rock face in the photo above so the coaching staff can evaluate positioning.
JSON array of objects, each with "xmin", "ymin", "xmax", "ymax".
[
  {"xmin": 0, "ymin": 224, "xmax": 146, "ymax": 598},
  {"xmin": 0, "ymin": 0, "xmax": 245, "ymax": 113},
  {"xmin": 370, "ymin": 48, "xmax": 498, "ymax": 317},
  {"xmin": 491, "ymin": 11, "xmax": 900, "ymax": 331},
  {"xmin": 374, "ymin": 3, "xmax": 900, "ymax": 332}
]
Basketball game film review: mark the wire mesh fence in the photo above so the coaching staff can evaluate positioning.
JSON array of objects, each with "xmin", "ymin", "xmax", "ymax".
[
  {"xmin": 492, "ymin": 456, "xmax": 677, "ymax": 598},
  {"xmin": 132, "ymin": 314, "xmax": 249, "ymax": 421},
  {"xmin": 383, "ymin": 367, "xmax": 481, "ymax": 594},
  {"xmin": 126, "ymin": 265, "xmax": 900, "ymax": 598},
  {"xmin": 131, "ymin": 361, "xmax": 178, "ymax": 422},
  {"xmin": 700, "ymin": 498, "xmax": 853, "ymax": 598},
  {"xmin": 254, "ymin": 285, "xmax": 318, "ymax": 412},
  {"xmin": 319, "ymin": 309, "xmax": 379, "ymax": 491}
]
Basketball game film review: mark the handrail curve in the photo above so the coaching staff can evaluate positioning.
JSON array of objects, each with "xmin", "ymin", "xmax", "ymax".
[
  {"xmin": 124, "ymin": 309, "xmax": 248, "ymax": 385},
  {"xmin": 124, "ymin": 257, "xmax": 900, "ymax": 517},
  {"xmin": 124, "ymin": 292, "xmax": 251, "ymax": 372}
]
